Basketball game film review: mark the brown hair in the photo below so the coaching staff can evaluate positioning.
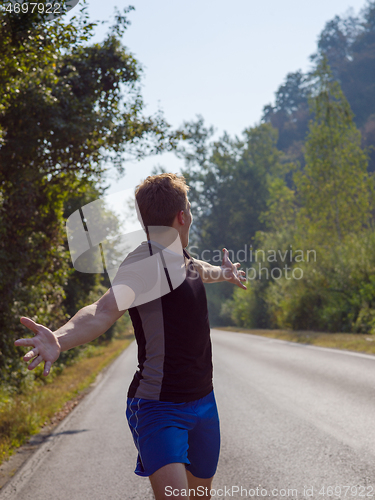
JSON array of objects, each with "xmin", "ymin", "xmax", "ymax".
[{"xmin": 135, "ymin": 173, "xmax": 190, "ymax": 227}]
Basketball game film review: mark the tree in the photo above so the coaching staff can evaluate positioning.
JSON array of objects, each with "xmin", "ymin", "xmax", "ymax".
[
  {"xmin": 294, "ymin": 57, "xmax": 373, "ymax": 246},
  {"xmin": 179, "ymin": 119, "xmax": 284, "ymax": 253},
  {"xmin": 262, "ymin": 2, "xmax": 375, "ymax": 173},
  {"xmin": 0, "ymin": 4, "xmax": 176, "ymax": 385},
  {"xmin": 178, "ymin": 118, "xmax": 287, "ymax": 324},
  {"xmin": 262, "ymin": 71, "xmax": 311, "ymax": 164},
  {"xmin": 237, "ymin": 59, "xmax": 375, "ymax": 334},
  {"xmin": 312, "ymin": 14, "xmax": 360, "ymax": 79}
]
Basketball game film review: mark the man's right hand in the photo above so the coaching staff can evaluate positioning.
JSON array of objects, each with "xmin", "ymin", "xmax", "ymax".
[
  {"xmin": 15, "ymin": 317, "xmax": 61, "ymax": 376},
  {"xmin": 14, "ymin": 286, "xmax": 134, "ymax": 371}
]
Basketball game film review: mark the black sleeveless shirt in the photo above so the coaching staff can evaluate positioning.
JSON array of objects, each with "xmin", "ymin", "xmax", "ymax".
[{"xmin": 127, "ymin": 247, "xmax": 213, "ymax": 403}]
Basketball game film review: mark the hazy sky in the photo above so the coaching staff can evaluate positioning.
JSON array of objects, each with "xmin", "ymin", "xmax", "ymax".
[{"xmin": 69, "ymin": 0, "xmax": 369, "ymax": 227}]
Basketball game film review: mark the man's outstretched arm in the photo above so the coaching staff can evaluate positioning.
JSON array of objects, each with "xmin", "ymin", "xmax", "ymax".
[
  {"xmin": 14, "ymin": 285, "xmax": 135, "ymax": 376},
  {"xmin": 193, "ymin": 248, "xmax": 247, "ymax": 289}
]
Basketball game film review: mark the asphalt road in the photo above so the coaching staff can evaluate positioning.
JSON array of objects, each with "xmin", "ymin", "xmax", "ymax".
[{"xmin": 1, "ymin": 329, "xmax": 375, "ymax": 500}]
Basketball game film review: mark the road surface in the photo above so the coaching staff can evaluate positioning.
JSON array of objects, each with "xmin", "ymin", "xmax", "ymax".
[{"xmin": 1, "ymin": 329, "xmax": 375, "ymax": 499}]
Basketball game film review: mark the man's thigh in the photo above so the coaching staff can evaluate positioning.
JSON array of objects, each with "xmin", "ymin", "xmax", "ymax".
[
  {"xmin": 149, "ymin": 463, "xmax": 189, "ymax": 500},
  {"xmin": 149, "ymin": 464, "xmax": 214, "ymax": 500},
  {"xmin": 186, "ymin": 469, "xmax": 214, "ymax": 499}
]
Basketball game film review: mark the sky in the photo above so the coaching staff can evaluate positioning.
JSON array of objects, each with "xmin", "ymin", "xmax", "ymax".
[{"xmin": 66, "ymin": 0, "xmax": 369, "ymax": 231}]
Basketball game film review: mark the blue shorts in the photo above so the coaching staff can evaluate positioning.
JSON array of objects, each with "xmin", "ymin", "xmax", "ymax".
[{"xmin": 126, "ymin": 390, "xmax": 220, "ymax": 478}]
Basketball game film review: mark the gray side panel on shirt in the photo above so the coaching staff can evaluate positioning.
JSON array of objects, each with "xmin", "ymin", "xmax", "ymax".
[{"xmin": 134, "ymin": 298, "xmax": 165, "ymax": 400}]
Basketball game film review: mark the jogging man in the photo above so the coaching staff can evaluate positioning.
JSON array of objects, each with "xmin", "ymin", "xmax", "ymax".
[{"xmin": 15, "ymin": 173, "xmax": 246, "ymax": 500}]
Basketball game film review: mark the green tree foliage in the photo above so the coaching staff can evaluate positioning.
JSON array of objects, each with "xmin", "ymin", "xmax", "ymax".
[
  {"xmin": 294, "ymin": 58, "xmax": 373, "ymax": 246},
  {"xmin": 230, "ymin": 60, "xmax": 375, "ymax": 333},
  {"xmin": 227, "ymin": 173, "xmax": 297, "ymax": 331},
  {"xmin": 0, "ymin": 5, "xmax": 175, "ymax": 386},
  {"xmin": 258, "ymin": 229, "xmax": 375, "ymax": 333},
  {"xmin": 317, "ymin": 3, "xmax": 375, "ymax": 128},
  {"xmin": 62, "ymin": 182, "xmax": 118, "ymax": 319},
  {"xmin": 263, "ymin": 1, "xmax": 375, "ymax": 172},
  {"xmin": 57, "ymin": 181, "xmax": 131, "ymax": 367},
  {"xmin": 262, "ymin": 70, "xmax": 311, "ymax": 161},
  {"xmin": 313, "ymin": 13, "xmax": 359, "ymax": 78},
  {"xmin": 180, "ymin": 118, "xmax": 285, "ymax": 252},
  {"xmin": 178, "ymin": 117, "xmax": 288, "ymax": 324}
]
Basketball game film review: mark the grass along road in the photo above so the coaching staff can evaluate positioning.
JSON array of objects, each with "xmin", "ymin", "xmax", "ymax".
[
  {"xmin": 0, "ymin": 334, "xmax": 133, "ymax": 485},
  {"xmin": 216, "ymin": 326, "xmax": 375, "ymax": 355}
]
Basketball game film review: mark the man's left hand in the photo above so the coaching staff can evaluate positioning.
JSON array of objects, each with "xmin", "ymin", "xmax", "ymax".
[{"xmin": 221, "ymin": 248, "xmax": 247, "ymax": 290}]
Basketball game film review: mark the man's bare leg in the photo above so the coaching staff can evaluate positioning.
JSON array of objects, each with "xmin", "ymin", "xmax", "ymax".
[
  {"xmin": 186, "ymin": 470, "xmax": 214, "ymax": 499},
  {"xmin": 149, "ymin": 463, "xmax": 189, "ymax": 499}
]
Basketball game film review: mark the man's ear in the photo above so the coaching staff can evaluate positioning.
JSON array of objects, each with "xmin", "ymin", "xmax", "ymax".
[{"xmin": 177, "ymin": 210, "xmax": 185, "ymax": 225}]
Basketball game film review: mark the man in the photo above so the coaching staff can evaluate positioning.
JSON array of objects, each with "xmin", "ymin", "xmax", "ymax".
[{"xmin": 15, "ymin": 173, "xmax": 246, "ymax": 500}]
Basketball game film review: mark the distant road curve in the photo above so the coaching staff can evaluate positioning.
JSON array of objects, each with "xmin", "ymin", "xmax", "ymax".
[{"xmin": 1, "ymin": 329, "xmax": 375, "ymax": 499}]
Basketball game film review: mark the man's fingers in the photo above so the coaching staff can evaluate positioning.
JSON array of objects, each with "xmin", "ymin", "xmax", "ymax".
[
  {"xmin": 43, "ymin": 361, "xmax": 52, "ymax": 377},
  {"xmin": 15, "ymin": 318, "xmax": 58, "ymax": 375},
  {"xmin": 23, "ymin": 349, "xmax": 38, "ymax": 361},
  {"xmin": 28, "ymin": 355, "xmax": 43, "ymax": 370},
  {"xmin": 236, "ymin": 278, "xmax": 247, "ymax": 290},
  {"xmin": 221, "ymin": 249, "xmax": 247, "ymax": 289},
  {"xmin": 14, "ymin": 338, "xmax": 35, "ymax": 347},
  {"xmin": 20, "ymin": 317, "xmax": 39, "ymax": 333},
  {"xmin": 234, "ymin": 267, "xmax": 246, "ymax": 281}
]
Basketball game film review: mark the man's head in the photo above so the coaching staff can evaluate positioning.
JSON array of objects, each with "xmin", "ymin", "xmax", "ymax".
[{"xmin": 135, "ymin": 173, "xmax": 192, "ymax": 247}]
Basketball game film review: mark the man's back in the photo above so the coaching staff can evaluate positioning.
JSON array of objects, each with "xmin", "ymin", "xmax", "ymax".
[{"xmin": 126, "ymin": 244, "xmax": 213, "ymax": 403}]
